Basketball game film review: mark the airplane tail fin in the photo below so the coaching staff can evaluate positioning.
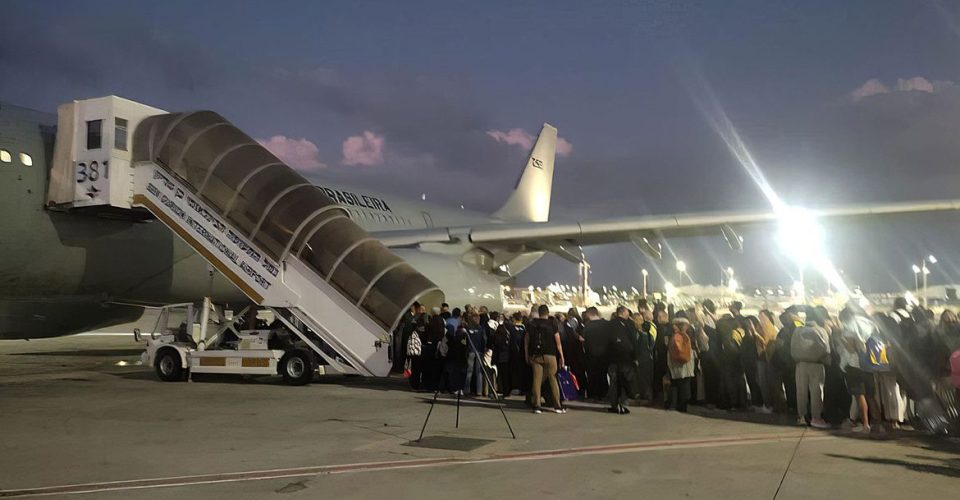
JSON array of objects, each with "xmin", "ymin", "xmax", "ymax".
[{"xmin": 492, "ymin": 123, "xmax": 557, "ymax": 222}]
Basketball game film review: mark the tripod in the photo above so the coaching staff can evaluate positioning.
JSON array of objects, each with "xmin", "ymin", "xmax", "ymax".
[{"xmin": 417, "ymin": 329, "xmax": 516, "ymax": 440}]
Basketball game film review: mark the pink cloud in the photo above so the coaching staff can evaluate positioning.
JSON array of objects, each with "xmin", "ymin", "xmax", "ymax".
[
  {"xmin": 486, "ymin": 128, "xmax": 573, "ymax": 157},
  {"xmin": 851, "ymin": 79, "xmax": 889, "ymax": 101},
  {"xmin": 896, "ymin": 76, "xmax": 934, "ymax": 93},
  {"xmin": 851, "ymin": 76, "xmax": 942, "ymax": 102},
  {"xmin": 257, "ymin": 135, "xmax": 326, "ymax": 171},
  {"xmin": 342, "ymin": 131, "xmax": 385, "ymax": 166},
  {"xmin": 486, "ymin": 128, "xmax": 535, "ymax": 149}
]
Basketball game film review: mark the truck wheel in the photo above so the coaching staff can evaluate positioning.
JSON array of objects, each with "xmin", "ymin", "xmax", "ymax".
[
  {"xmin": 280, "ymin": 349, "xmax": 313, "ymax": 386},
  {"xmin": 155, "ymin": 349, "xmax": 184, "ymax": 382}
]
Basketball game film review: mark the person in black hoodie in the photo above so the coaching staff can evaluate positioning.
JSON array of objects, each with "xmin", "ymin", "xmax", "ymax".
[
  {"xmin": 420, "ymin": 313, "xmax": 446, "ymax": 392},
  {"xmin": 607, "ymin": 306, "xmax": 640, "ymax": 414},
  {"xmin": 492, "ymin": 312, "xmax": 512, "ymax": 396},
  {"xmin": 582, "ymin": 307, "xmax": 610, "ymax": 401},
  {"xmin": 504, "ymin": 312, "xmax": 527, "ymax": 397},
  {"xmin": 775, "ymin": 306, "xmax": 803, "ymax": 414},
  {"xmin": 652, "ymin": 304, "xmax": 672, "ymax": 407},
  {"xmin": 699, "ymin": 299, "xmax": 724, "ymax": 408}
]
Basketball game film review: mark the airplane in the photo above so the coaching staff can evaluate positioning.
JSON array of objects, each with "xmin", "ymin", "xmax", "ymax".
[{"xmin": 2, "ymin": 96, "xmax": 960, "ymax": 340}]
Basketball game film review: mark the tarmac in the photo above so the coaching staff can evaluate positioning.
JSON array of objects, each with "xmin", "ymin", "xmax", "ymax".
[{"xmin": 1, "ymin": 334, "xmax": 958, "ymax": 499}]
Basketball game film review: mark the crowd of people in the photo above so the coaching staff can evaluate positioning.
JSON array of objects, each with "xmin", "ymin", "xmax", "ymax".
[{"xmin": 392, "ymin": 296, "xmax": 960, "ymax": 433}]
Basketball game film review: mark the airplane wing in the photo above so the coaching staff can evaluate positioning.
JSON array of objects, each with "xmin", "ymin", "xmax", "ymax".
[{"xmin": 372, "ymin": 198, "xmax": 960, "ymax": 261}]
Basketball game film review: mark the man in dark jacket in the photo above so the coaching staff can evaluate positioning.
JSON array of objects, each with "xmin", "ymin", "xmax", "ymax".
[
  {"xmin": 775, "ymin": 306, "xmax": 803, "ymax": 413},
  {"xmin": 582, "ymin": 307, "xmax": 610, "ymax": 401},
  {"xmin": 505, "ymin": 312, "xmax": 527, "ymax": 397},
  {"xmin": 607, "ymin": 306, "xmax": 639, "ymax": 414}
]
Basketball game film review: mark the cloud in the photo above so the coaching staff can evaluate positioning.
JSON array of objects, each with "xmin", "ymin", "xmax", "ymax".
[
  {"xmin": 486, "ymin": 128, "xmax": 574, "ymax": 157},
  {"xmin": 851, "ymin": 76, "xmax": 939, "ymax": 101},
  {"xmin": 257, "ymin": 135, "xmax": 326, "ymax": 171},
  {"xmin": 895, "ymin": 76, "xmax": 934, "ymax": 93},
  {"xmin": 487, "ymin": 128, "xmax": 535, "ymax": 149},
  {"xmin": 342, "ymin": 131, "xmax": 385, "ymax": 166},
  {"xmin": 850, "ymin": 79, "xmax": 890, "ymax": 101}
]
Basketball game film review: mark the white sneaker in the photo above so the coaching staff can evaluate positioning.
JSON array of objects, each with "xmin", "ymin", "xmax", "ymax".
[
  {"xmin": 797, "ymin": 416, "xmax": 807, "ymax": 426},
  {"xmin": 757, "ymin": 406, "xmax": 774, "ymax": 414},
  {"xmin": 811, "ymin": 418, "xmax": 830, "ymax": 429},
  {"xmin": 532, "ymin": 408, "xmax": 542, "ymax": 414},
  {"xmin": 553, "ymin": 407, "xmax": 567, "ymax": 414},
  {"xmin": 851, "ymin": 424, "xmax": 871, "ymax": 434}
]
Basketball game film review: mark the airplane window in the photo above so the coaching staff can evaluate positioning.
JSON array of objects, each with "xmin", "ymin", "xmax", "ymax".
[
  {"xmin": 0, "ymin": 150, "xmax": 10, "ymax": 163},
  {"xmin": 19, "ymin": 153, "xmax": 32, "ymax": 167},
  {"xmin": 86, "ymin": 119, "xmax": 102, "ymax": 150},
  {"xmin": 114, "ymin": 117, "xmax": 128, "ymax": 151}
]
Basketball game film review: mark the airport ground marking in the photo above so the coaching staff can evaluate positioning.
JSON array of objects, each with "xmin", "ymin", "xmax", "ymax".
[{"xmin": 0, "ymin": 432, "xmax": 833, "ymax": 498}]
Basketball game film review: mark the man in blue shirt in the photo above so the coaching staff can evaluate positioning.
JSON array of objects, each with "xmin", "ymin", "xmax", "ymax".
[{"xmin": 462, "ymin": 312, "xmax": 486, "ymax": 396}]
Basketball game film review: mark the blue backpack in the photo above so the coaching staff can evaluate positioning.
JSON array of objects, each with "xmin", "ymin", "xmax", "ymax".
[{"xmin": 861, "ymin": 336, "xmax": 891, "ymax": 372}]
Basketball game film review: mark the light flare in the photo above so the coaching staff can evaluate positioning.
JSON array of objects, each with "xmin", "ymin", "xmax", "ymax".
[{"xmin": 687, "ymin": 70, "xmax": 851, "ymax": 297}]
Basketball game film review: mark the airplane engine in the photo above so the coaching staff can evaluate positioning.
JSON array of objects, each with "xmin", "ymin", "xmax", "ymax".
[{"xmin": 393, "ymin": 249, "xmax": 503, "ymax": 312}]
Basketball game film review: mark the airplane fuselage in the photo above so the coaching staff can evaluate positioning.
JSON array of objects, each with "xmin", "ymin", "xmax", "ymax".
[{"xmin": 0, "ymin": 102, "xmax": 531, "ymax": 338}]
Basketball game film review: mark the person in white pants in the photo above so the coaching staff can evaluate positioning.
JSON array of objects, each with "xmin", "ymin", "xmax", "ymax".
[
  {"xmin": 790, "ymin": 308, "xmax": 832, "ymax": 429},
  {"xmin": 795, "ymin": 361, "xmax": 828, "ymax": 427}
]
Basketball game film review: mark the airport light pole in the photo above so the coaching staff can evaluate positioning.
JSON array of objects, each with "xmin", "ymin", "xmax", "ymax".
[
  {"xmin": 641, "ymin": 268, "xmax": 648, "ymax": 298},
  {"xmin": 912, "ymin": 264, "xmax": 921, "ymax": 299},
  {"xmin": 720, "ymin": 266, "xmax": 734, "ymax": 304},
  {"xmin": 921, "ymin": 255, "xmax": 937, "ymax": 308},
  {"xmin": 676, "ymin": 260, "xmax": 687, "ymax": 285}
]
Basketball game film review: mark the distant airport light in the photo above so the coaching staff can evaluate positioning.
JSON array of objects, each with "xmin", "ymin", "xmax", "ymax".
[
  {"xmin": 912, "ymin": 264, "xmax": 922, "ymax": 274},
  {"xmin": 664, "ymin": 281, "xmax": 677, "ymax": 297},
  {"xmin": 726, "ymin": 267, "xmax": 734, "ymax": 276},
  {"xmin": 641, "ymin": 268, "xmax": 648, "ymax": 276},
  {"xmin": 929, "ymin": 255, "xmax": 938, "ymax": 264},
  {"xmin": 421, "ymin": 193, "xmax": 426, "ymax": 201},
  {"xmin": 727, "ymin": 278, "xmax": 739, "ymax": 293},
  {"xmin": 676, "ymin": 260, "xmax": 687, "ymax": 273}
]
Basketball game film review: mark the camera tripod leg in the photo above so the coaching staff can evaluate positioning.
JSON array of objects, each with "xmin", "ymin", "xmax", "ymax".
[
  {"xmin": 417, "ymin": 363, "xmax": 447, "ymax": 442},
  {"xmin": 470, "ymin": 340, "xmax": 517, "ymax": 439}
]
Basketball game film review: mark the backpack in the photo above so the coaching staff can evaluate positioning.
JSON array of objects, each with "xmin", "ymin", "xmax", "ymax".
[
  {"xmin": 438, "ymin": 335, "xmax": 449, "ymax": 357},
  {"xmin": 791, "ymin": 326, "xmax": 828, "ymax": 363},
  {"xmin": 721, "ymin": 326, "xmax": 744, "ymax": 363},
  {"xmin": 668, "ymin": 331, "xmax": 692, "ymax": 364},
  {"xmin": 406, "ymin": 331, "xmax": 422, "ymax": 357},
  {"xmin": 950, "ymin": 350, "xmax": 960, "ymax": 389},
  {"xmin": 861, "ymin": 336, "xmax": 890, "ymax": 372}
]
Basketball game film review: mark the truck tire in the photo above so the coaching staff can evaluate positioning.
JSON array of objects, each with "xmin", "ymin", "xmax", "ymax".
[
  {"xmin": 279, "ymin": 349, "xmax": 313, "ymax": 386},
  {"xmin": 155, "ymin": 348, "xmax": 184, "ymax": 382}
]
